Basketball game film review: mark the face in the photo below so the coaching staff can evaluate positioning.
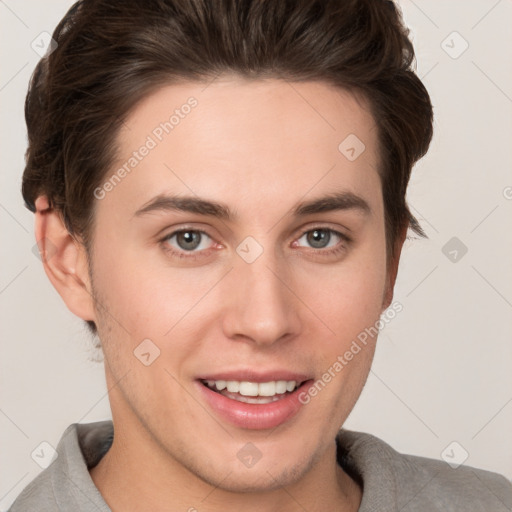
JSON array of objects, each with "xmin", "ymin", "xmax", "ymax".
[{"xmin": 87, "ymin": 77, "xmax": 392, "ymax": 491}]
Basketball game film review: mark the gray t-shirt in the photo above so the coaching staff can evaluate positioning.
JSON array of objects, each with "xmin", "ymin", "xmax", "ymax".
[{"xmin": 8, "ymin": 420, "xmax": 512, "ymax": 511}]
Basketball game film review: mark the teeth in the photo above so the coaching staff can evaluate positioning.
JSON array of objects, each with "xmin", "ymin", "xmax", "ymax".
[
  {"xmin": 239, "ymin": 381, "xmax": 259, "ymax": 396},
  {"xmin": 205, "ymin": 380, "xmax": 299, "ymax": 397},
  {"xmin": 258, "ymin": 381, "xmax": 276, "ymax": 396},
  {"xmin": 226, "ymin": 381, "xmax": 240, "ymax": 393},
  {"xmin": 215, "ymin": 380, "xmax": 227, "ymax": 391},
  {"xmin": 275, "ymin": 380, "xmax": 287, "ymax": 394}
]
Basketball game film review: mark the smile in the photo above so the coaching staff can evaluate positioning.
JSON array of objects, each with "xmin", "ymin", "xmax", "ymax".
[
  {"xmin": 201, "ymin": 379, "xmax": 302, "ymax": 404},
  {"xmin": 196, "ymin": 375, "xmax": 313, "ymax": 430}
]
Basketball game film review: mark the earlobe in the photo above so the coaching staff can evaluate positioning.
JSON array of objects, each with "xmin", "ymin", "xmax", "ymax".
[{"xmin": 34, "ymin": 196, "xmax": 96, "ymax": 323}]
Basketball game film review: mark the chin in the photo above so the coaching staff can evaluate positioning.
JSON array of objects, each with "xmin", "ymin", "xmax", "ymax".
[
  {"xmin": 206, "ymin": 460, "xmax": 308, "ymax": 494},
  {"xmin": 179, "ymin": 439, "xmax": 316, "ymax": 494}
]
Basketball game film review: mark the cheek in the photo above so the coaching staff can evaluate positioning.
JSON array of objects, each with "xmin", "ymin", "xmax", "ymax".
[
  {"xmin": 91, "ymin": 231, "xmax": 222, "ymax": 342},
  {"xmin": 90, "ymin": 228, "xmax": 159, "ymax": 342},
  {"xmin": 329, "ymin": 263, "xmax": 386, "ymax": 331},
  {"xmin": 303, "ymin": 254, "xmax": 386, "ymax": 418},
  {"xmin": 296, "ymin": 237, "xmax": 388, "ymax": 348}
]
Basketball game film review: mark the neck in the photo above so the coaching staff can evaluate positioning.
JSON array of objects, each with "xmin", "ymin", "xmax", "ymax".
[{"xmin": 89, "ymin": 422, "xmax": 361, "ymax": 512}]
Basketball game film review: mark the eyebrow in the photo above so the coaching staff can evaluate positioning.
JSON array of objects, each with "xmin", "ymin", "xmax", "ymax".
[{"xmin": 133, "ymin": 190, "xmax": 372, "ymax": 220}]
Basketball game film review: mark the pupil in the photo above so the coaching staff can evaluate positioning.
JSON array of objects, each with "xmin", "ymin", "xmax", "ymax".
[
  {"xmin": 307, "ymin": 229, "xmax": 330, "ymax": 248},
  {"xmin": 177, "ymin": 231, "xmax": 201, "ymax": 250}
]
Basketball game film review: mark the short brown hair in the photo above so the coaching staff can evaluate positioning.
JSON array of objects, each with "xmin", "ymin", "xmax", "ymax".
[{"xmin": 22, "ymin": 0, "xmax": 433, "ymax": 335}]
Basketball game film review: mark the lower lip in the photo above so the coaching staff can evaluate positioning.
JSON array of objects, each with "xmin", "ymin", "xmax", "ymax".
[{"xmin": 196, "ymin": 380, "xmax": 313, "ymax": 430}]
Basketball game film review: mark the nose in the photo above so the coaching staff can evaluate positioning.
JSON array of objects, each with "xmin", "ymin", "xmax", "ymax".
[{"xmin": 221, "ymin": 250, "xmax": 302, "ymax": 347}]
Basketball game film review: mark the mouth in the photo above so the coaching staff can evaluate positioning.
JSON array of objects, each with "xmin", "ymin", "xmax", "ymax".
[
  {"xmin": 195, "ymin": 374, "xmax": 313, "ymax": 430},
  {"xmin": 200, "ymin": 379, "xmax": 304, "ymax": 404}
]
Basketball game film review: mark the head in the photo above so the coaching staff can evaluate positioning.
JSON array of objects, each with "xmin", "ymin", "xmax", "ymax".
[{"xmin": 23, "ymin": 0, "xmax": 433, "ymax": 495}]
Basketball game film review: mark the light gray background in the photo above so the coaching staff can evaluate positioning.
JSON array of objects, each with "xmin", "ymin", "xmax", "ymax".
[{"xmin": 1, "ymin": 0, "xmax": 511, "ymax": 508}]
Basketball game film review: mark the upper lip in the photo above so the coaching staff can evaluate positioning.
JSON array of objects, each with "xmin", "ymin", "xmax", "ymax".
[{"xmin": 197, "ymin": 370, "xmax": 311, "ymax": 383}]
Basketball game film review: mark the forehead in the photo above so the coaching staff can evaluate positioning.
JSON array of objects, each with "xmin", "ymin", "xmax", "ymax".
[{"xmin": 100, "ymin": 77, "xmax": 381, "ymax": 221}]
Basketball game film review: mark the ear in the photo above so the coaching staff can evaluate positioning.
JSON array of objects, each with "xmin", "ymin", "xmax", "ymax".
[
  {"xmin": 34, "ymin": 196, "xmax": 96, "ymax": 323},
  {"xmin": 381, "ymin": 222, "xmax": 408, "ymax": 311}
]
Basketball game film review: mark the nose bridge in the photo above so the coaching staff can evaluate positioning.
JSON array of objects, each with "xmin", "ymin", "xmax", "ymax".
[{"xmin": 221, "ymin": 241, "xmax": 300, "ymax": 345}]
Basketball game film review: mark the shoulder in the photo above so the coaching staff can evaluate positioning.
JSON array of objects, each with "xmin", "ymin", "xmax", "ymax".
[
  {"xmin": 337, "ymin": 429, "xmax": 512, "ymax": 512},
  {"xmin": 8, "ymin": 423, "xmax": 78, "ymax": 512},
  {"xmin": 7, "ymin": 468, "xmax": 57, "ymax": 512},
  {"xmin": 399, "ymin": 452, "xmax": 512, "ymax": 511},
  {"xmin": 8, "ymin": 421, "xmax": 112, "ymax": 512}
]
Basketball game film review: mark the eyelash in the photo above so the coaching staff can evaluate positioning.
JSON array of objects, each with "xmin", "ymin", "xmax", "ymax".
[{"xmin": 159, "ymin": 226, "xmax": 352, "ymax": 261}]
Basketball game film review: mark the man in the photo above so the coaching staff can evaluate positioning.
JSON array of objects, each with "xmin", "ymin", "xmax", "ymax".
[{"xmin": 10, "ymin": 0, "xmax": 512, "ymax": 510}]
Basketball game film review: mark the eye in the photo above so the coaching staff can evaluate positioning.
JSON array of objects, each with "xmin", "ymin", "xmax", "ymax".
[
  {"xmin": 295, "ymin": 228, "xmax": 349, "ymax": 251},
  {"xmin": 163, "ymin": 229, "xmax": 214, "ymax": 253}
]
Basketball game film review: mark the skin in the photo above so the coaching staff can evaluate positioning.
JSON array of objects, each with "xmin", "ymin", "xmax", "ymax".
[{"xmin": 35, "ymin": 76, "xmax": 407, "ymax": 512}]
